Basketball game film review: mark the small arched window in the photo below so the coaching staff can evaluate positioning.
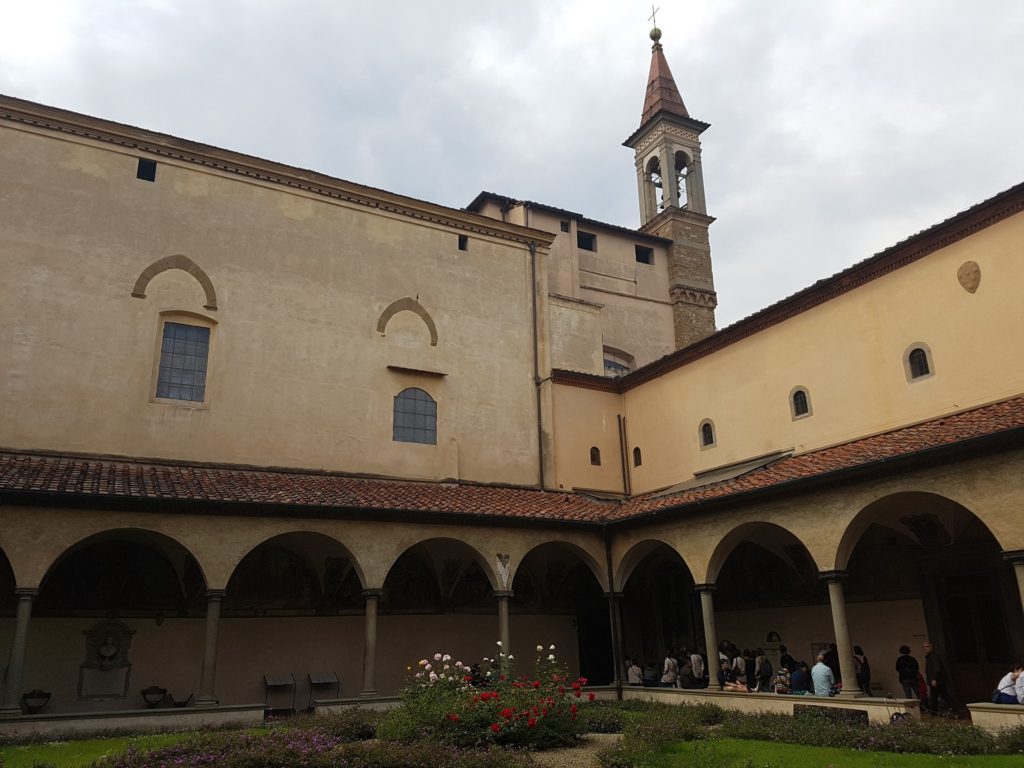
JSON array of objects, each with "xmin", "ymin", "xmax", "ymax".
[
  {"xmin": 908, "ymin": 348, "xmax": 930, "ymax": 378},
  {"xmin": 603, "ymin": 346, "xmax": 634, "ymax": 377},
  {"xmin": 904, "ymin": 343, "xmax": 935, "ymax": 382},
  {"xmin": 393, "ymin": 388, "xmax": 437, "ymax": 444},
  {"xmin": 590, "ymin": 447, "xmax": 601, "ymax": 466},
  {"xmin": 632, "ymin": 447, "xmax": 642, "ymax": 467},
  {"xmin": 790, "ymin": 387, "xmax": 811, "ymax": 420},
  {"xmin": 699, "ymin": 420, "xmax": 716, "ymax": 449}
]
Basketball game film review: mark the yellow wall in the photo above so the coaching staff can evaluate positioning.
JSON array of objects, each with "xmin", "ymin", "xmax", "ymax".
[
  {"xmin": 554, "ymin": 211, "xmax": 1024, "ymax": 494},
  {"xmin": 0, "ymin": 124, "xmax": 543, "ymax": 485}
]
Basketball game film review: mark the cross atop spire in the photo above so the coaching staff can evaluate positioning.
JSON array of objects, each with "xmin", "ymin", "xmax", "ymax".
[{"xmin": 639, "ymin": 26, "xmax": 689, "ymax": 129}]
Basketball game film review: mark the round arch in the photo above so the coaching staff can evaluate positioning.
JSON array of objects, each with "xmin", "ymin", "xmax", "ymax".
[
  {"xmin": 376, "ymin": 297, "xmax": 438, "ymax": 346},
  {"xmin": 131, "ymin": 254, "xmax": 218, "ymax": 310},
  {"xmin": 226, "ymin": 530, "xmax": 367, "ymax": 591},
  {"xmin": 512, "ymin": 540, "xmax": 607, "ymax": 594},
  {"xmin": 705, "ymin": 521, "xmax": 821, "ymax": 584},
  {"xmin": 615, "ymin": 538, "xmax": 694, "ymax": 592},
  {"xmin": 383, "ymin": 536, "xmax": 499, "ymax": 592}
]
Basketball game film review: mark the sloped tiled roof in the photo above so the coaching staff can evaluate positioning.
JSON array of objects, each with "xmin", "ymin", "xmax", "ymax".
[
  {"xmin": 2, "ymin": 398, "xmax": 1022, "ymax": 526},
  {"xmin": 640, "ymin": 38, "xmax": 689, "ymax": 127}
]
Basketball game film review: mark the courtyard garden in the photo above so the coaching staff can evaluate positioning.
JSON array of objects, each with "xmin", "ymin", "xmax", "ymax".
[{"xmin": 2, "ymin": 646, "xmax": 1022, "ymax": 767}]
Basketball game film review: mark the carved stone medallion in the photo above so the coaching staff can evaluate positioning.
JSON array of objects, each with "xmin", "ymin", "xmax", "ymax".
[{"xmin": 957, "ymin": 260, "xmax": 981, "ymax": 293}]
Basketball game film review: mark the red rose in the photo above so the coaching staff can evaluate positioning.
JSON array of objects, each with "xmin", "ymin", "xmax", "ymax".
[
  {"xmin": 570, "ymin": 704, "xmax": 577, "ymax": 714},
  {"xmin": 527, "ymin": 717, "xmax": 537, "ymax": 728},
  {"xmin": 490, "ymin": 722, "xmax": 501, "ymax": 733},
  {"xmin": 500, "ymin": 675, "xmax": 507, "ymax": 681},
  {"xmin": 464, "ymin": 675, "xmax": 473, "ymax": 682},
  {"xmin": 588, "ymin": 692, "xmax": 596, "ymax": 701},
  {"xmin": 574, "ymin": 690, "xmax": 581, "ymax": 698},
  {"xmin": 447, "ymin": 713, "xmax": 460, "ymax": 722},
  {"xmin": 501, "ymin": 707, "xmax": 514, "ymax": 719},
  {"xmin": 558, "ymin": 686, "xmax": 565, "ymax": 694}
]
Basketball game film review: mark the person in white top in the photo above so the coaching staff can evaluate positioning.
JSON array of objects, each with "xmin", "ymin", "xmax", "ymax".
[
  {"xmin": 993, "ymin": 665, "xmax": 1021, "ymax": 704},
  {"xmin": 661, "ymin": 651, "xmax": 678, "ymax": 686},
  {"xmin": 690, "ymin": 648, "xmax": 705, "ymax": 684},
  {"xmin": 1016, "ymin": 662, "xmax": 1024, "ymax": 703},
  {"xmin": 626, "ymin": 659, "xmax": 643, "ymax": 686}
]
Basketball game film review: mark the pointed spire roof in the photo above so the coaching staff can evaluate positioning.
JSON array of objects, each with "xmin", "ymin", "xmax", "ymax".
[{"xmin": 639, "ymin": 27, "xmax": 689, "ymax": 128}]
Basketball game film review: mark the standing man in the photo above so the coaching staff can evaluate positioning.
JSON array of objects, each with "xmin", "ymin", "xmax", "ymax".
[
  {"xmin": 923, "ymin": 640, "xmax": 957, "ymax": 713},
  {"xmin": 690, "ymin": 647, "xmax": 705, "ymax": 688}
]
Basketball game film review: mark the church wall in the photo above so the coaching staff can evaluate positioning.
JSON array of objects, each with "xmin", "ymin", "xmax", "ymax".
[
  {"xmin": 0, "ymin": 125, "xmax": 543, "ymax": 485},
  {"xmin": 550, "ymin": 385, "xmax": 625, "ymax": 493},
  {"xmin": 618, "ymin": 211, "xmax": 1024, "ymax": 494},
  {"xmin": 715, "ymin": 598, "xmax": 928, "ymax": 696},
  {"xmin": 0, "ymin": 613, "xmax": 580, "ymax": 713}
]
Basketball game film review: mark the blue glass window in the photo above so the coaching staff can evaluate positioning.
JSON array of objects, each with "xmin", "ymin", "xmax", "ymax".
[
  {"xmin": 393, "ymin": 388, "xmax": 437, "ymax": 445},
  {"xmin": 156, "ymin": 322, "xmax": 210, "ymax": 402}
]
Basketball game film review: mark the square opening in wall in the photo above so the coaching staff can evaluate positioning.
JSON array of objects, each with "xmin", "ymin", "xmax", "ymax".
[
  {"xmin": 577, "ymin": 231, "xmax": 596, "ymax": 251},
  {"xmin": 560, "ymin": 220, "xmax": 570, "ymax": 233},
  {"xmin": 136, "ymin": 158, "xmax": 157, "ymax": 182},
  {"xmin": 635, "ymin": 245, "xmax": 654, "ymax": 264}
]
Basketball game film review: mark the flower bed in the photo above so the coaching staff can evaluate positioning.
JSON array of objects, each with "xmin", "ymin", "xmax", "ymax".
[{"xmin": 378, "ymin": 643, "xmax": 594, "ymax": 749}]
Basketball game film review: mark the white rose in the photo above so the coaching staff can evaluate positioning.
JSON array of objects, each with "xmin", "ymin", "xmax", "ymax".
[
  {"xmin": 537, "ymin": 645, "xmax": 544, "ymax": 652},
  {"xmin": 442, "ymin": 654, "xmax": 452, "ymax": 662},
  {"xmin": 548, "ymin": 654, "xmax": 555, "ymax": 661},
  {"xmin": 550, "ymin": 645, "xmax": 556, "ymax": 650}
]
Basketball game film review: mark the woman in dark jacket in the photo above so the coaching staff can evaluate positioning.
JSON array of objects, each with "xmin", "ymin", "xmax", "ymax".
[{"xmin": 854, "ymin": 645, "xmax": 872, "ymax": 696}]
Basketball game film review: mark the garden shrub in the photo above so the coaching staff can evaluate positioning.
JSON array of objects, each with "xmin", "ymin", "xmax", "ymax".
[
  {"xmin": 597, "ymin": 701, "xmax": 705, "ymax": 767},
  {"xmin": 284, "ymin": 708, "xmax": 379, "ymax": 740},
  {"xmin": 579, "ymin": 701, "xmax": 625, "ymax": 733},
  {"xmin": 994, "ymin": 724, "xmax": 1024, "ymax": 754},
  {"xmin": 378, "ymin": 644, "xmax": 592, "ymax": 749}
]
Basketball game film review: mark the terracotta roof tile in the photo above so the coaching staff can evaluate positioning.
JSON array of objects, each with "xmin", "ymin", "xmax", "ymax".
[{"xmin": 1, "ymin": 398, "xmax": 1022, "ymax": 524}]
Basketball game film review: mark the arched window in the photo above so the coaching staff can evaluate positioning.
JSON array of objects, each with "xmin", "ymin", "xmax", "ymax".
[
  {"xmin": 699, "ymin": 420, "xmax": 716, "ymax": 449},
  {"xmin": 393, "ymin": 388, "xmax": 437, "ymax": 444},
  {"xmin": 790, "ymin": 387, "xmax": 811, "ymax": 419},
  {"xmin": 632, "ymin": 447, "xmax": 642, "ymax": 467},
  {"xmin": 590, "ymin": 447, "xmax": 601, "ymax": 466},
  {"xmin": 908, "ymin": 347, "xmax": 930, "ymax": 379}
]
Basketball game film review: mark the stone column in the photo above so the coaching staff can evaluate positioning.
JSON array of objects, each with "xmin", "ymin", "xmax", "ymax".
[
  {"xmin": 1003, "ymin": 551, "xmax": 1024, "ymax": 619},
  {"xmin": 0, "ymin": 588, "xmax": 38, "ymax": 717},
  {"xmin": 360, "ymin": 589, "xmax": 384, "ymax": 696},
  {"xmin": 494, "ymin": 590, "xmax": 512, "ymax": 663},
  {"xmin": 694, "ymin": 584, "xmax": 719, "ymax": 683},
  {"xmin": 820, "ymin": 571, "xmax": 860, "ymax": 697},
  {"xmin": 195, "ymin": 588, "xmax": 226, "ymax": 707},
  {"xmin": 659, "ymin": 146, "xmax": 678, "ymax": 208},
  {"xmin": 604, "ymin": 591, "xmax": 625, "ymax": 686}
]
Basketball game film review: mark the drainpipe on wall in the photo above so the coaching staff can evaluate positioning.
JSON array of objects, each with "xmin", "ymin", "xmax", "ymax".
[
  {"xmin": 617, "ymin": 415, "xmax": 631, "ymax": 496},
  {"xmin": 527, "ymin": 215, "xmax": 546, "ymax": 489}
]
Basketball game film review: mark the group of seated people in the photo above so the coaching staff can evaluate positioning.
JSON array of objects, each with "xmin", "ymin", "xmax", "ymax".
[{"xmin": 993, "ymin": 662, "xmax": 1024, "ymax": 704}]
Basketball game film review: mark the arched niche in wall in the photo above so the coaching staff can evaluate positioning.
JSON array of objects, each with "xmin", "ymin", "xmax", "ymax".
[
  {"xmin": 131, "ymin": 254, "xmax": 218, "ymax": 311},
  {"xmin": 376, "ymin": 297, "xmax": 438, "ymax": 347}
]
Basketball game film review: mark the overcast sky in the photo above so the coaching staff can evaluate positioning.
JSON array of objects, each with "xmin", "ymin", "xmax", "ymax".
[{"xmin": 2, "ymin": 0, "xmax": 1022, "ymax": 327}]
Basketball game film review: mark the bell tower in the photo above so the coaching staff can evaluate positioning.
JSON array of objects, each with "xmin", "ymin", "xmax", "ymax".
[{"xmin": 624, "ymin": 26, "xmax": 717, "ymax": 349}]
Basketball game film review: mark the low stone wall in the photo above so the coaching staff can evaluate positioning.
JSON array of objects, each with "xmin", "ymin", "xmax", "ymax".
[
  {"xmin": 0, "ymin": 703, "xmax": 266, "ymax": 739},
  {"xmin": 619, "ymin": 686, "xmax": 920, "ymax": 725},
  {"xmin": 966, "ymin": 702, "xmax": 1024, "ymax": 733},
  {"xmin": 314, "ymin": 696, "xmax": 402, "ymax": 713}
]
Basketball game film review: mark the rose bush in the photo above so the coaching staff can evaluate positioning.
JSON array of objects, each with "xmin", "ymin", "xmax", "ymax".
[{"xmin": 377, "ymin": 642, "xmax": 592, "ymax": 749}]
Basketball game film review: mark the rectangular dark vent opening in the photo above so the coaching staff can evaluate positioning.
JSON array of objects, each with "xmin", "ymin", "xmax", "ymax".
[
  {"xmin": 136, "ymin": 158, "xmax": 157, "ymax": 182},
  {"xmin": 635, "ymin": 245, "xmax": 654, "ymax": 264},
  {"xmin": 577, "ymin": 231, "xmax": 596, "ymax": 251},
  {"xmin": 560, "ymin": 220, "xmax": 570, "ymax": 233},
  {"xmin": 458, "ymin": 235, "xmax": 468, "ymax": 251}
]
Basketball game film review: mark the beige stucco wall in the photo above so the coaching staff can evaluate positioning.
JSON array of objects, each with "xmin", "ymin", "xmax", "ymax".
[
  {"xmin": 550, "ymin": 386, "xmax": 625, "ymax": 493},
  {"xmin": 0, "ymin": 123, "xmax": 544, "ymax": 485},
  {"xmin": 554, "ymin": 210, "xmax": 1024, "ymax": 494},
  {"xmin": 0, "ymin": 613, "xmax": 580, "ymax": 713}
]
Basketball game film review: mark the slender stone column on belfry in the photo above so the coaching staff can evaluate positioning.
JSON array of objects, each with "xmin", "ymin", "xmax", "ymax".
[
  {"xmin": 820, "ymin": 571, "xmax": 861, "ymax": 697},
  {"xmin": 0, "ymin": 588, "xmax": 39, "ymax": 717},
  {"xmin": 603, "ymin": 591, "xmax": 625, "ymax": 686},
  {"xmin": 694, "ymin": 584, "xmax": 719, "ymax": 678},
  {"xmin": 1002, "ymin": 550, "xmax": 1024, "ymax": 618},
  {"xmin": 195, "ymin": 588, "xmax": 226, "ymax": 707},
  {"xmin": 494, "ymin": 590, "xmax": 513, "ymax": 663},
  {"xmin": 360, "ymin": 589, "xmax": 384, "ymax": 696}
]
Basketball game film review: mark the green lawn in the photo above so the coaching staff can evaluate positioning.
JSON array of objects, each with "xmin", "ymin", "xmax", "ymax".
[
  {"xmin": 658, "ymin": 739, "xmax": 1022, "ymax": 767},
  {"xmin": 0, "ymin": 732, "xmax": 189, "ymax": 768}
]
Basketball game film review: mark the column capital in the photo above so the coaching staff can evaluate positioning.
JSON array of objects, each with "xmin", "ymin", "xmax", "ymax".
[
  {"xmin": 362, "ymin": 588, "xmax": 385, "ymax": 599},
  {"xmin": 602, "ymin": 591, "xmax": 624, "ymax": 600},
  {"xmin": 492, "ymin": 589, "xmax": 514, "ymax": 599},
  {"xmin": 205, "ymin": 588, "xmax": 227, "ymax": 600},
  {"xmin": 13, "ymin": 587, "xmax": 39, "ymax": 599},
  {"xmin": 818, "ymin": 570, "xmax": 849, "ymax": 583},
  {"xmin": 693, "ymin": 583, "xmax": 717, "ymax": 594},
  {"xmin": 1002, "ymin": 550, "xmax": 1024, "ymax": 565}
]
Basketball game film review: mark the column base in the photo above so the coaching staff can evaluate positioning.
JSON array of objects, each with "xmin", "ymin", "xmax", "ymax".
[
  {"xmin": 836, "ymin": 689, "xmax": 864, "ymax": 699},
  {"xmin": 0, "ymin": 706, "xmax": 22, "ymax": 719},
  {"xmin": 358, "ymin": 689, "xmax": 378, "ymax": 698},
  {"xmin": 193, "ymin": 696, "xmax": 219, "ymax": 708}
]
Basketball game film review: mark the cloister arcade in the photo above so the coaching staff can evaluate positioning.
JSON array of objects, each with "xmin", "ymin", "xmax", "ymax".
[{"xmin": 1, "ymin": 455, "xmax": 1023, "ymax": 716}]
